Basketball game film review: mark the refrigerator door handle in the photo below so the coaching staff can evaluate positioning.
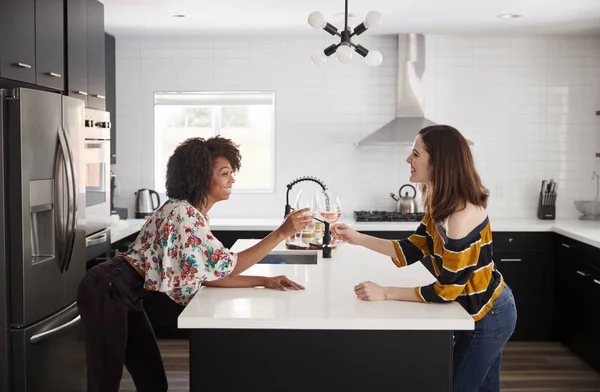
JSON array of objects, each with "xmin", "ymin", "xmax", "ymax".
[
  {"xmin": 56, "ymin": 127, "xmax": 74, "ymax": 272},
  {"xmin": 29, "ymin": 315, "xmax": 81, "ymax": 344},
  {"xmin": 61, "ymin": 125, "xmax": 78, "ymax": 272}
]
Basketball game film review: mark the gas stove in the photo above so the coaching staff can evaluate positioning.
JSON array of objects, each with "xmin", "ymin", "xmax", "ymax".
[{"xmin": 353, "ymin": 210, "xmax": 425, "ymax": 222}]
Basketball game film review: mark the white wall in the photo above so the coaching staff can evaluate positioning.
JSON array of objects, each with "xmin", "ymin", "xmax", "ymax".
[
  {"xmin": 112, "ymin": 33, "xmax": 600, "ymax": 220},
  {"xmin": 424, "ymin": 35, "xmax": 600, "ymax": 219}
]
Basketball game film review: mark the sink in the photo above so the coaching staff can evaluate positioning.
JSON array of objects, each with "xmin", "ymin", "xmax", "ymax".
[{"xmin": 257, "ymin": 253, "xmax": 318, "ymax": 265}]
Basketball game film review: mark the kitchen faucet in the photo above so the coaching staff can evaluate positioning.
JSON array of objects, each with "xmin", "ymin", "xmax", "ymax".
[{"xmin": 285, "ymin": 176, "xmax": 332, "ymax": 258}]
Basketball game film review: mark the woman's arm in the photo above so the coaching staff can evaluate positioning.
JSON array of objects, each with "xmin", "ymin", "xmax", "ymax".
[
  {"xmin": 332, "ymin": 216, "xmax": 431, "ymax": 265},
  {"xmin": 354, "ymin": 233, "xmax": 397, "ymax": 257},
  {"xmin": 227, "ymin": 209, "xmax": 313, "ymax": 277},
  {"xmin": 204, "ymin": 275, "xmax": 268, "ymax": 288},
  {"xmin": 353, "ymin": 281, "xmax": 421, "ymax": 302},
  {"xmin": 204, "ymin": 275, "xmax": 305, "ymax": 290}
]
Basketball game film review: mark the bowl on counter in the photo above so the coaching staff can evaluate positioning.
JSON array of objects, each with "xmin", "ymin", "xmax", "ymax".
[{"xmin": 574, "ymin": 200, "xmax": 600, "ymax": 220}]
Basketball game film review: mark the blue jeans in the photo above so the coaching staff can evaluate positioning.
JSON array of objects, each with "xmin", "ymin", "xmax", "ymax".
[{"xmin": 453, "ymin": 285, "xmax": 517, "ymax": 392}]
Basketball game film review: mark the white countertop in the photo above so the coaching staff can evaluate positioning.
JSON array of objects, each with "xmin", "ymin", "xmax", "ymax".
[
  {"xmin": 177, "ymin": 239, "xmax": 475, "ymax": 331},
  {"xmin": 109, "ymin": 218, "xmax": 147, "ymax": 243},
  {"xmin": 109, "ymin": 216, "xmax": 600, "ymax": 248}
]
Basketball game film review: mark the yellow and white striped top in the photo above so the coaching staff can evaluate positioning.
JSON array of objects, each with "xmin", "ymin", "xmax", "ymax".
[{"xmin": 392, "ymin": 213, "xmax": 504, "ymax": 321}]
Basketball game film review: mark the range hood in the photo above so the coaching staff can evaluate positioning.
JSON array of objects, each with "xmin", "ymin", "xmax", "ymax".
[{"xmin": 356, "ymin": 33, "xmax": 472, "ymax": 146}]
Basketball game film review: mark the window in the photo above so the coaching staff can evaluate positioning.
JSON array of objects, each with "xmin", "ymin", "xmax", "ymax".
[{"xmin": 154, "ymin": 92, "xmax": 275, "ymax": 193}]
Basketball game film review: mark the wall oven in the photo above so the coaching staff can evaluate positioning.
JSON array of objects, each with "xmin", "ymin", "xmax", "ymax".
[{"xmin": 84, "ymin": 108, "xmax": 111, "ymax": 236}]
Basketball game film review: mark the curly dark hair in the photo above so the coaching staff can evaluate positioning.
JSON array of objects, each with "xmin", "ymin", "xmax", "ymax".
[{"xmin": 165, "ymin": 136, "xmax": 241, "ymax": 209}]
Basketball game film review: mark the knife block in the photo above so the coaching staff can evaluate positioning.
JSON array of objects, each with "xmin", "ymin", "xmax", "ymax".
[{"xmin": 537, "ymin": 191, "xmax": 556, "ymax": 220}]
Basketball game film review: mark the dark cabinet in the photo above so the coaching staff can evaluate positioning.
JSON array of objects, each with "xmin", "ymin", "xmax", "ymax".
[
  {"xmin": 86, "ymin": 0, "xmax": 105, "ymax": 110},
  {"xmin": 35, "ymin": 0, "xmax": 65, "ymax": 90},
  {"xmin": 0, "ymin": 0, "xmax": 36, "ymax": 84},
  {"xmin": 0, "ymin": 0, "xmax": 64, "ymax": 90},
  {"xmin": 494, "ymin": 249, "xmax": 553, "ymax": 340},
  {"xmin": 66, "ymin": 0, "xmax": 88, "ymax": 105},
  {"xmin": 105, "ymin": 33, "xmax": 116, "ymax": 163},
  {"xmin": 66, "ymin": 0, "xmax": 105, "ymax": 109},
  {"xmin": 553, "ymin": 235, "xmax": 600, "ymax": 372},
  {"xmin": 492, "ymin": 232, "xmax": 554, "ymax": 341}
]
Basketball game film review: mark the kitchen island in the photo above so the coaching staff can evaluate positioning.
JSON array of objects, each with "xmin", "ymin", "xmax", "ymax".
[{"xmin": 178, "ymin": 239, "xmax": 474, "ymax": 392}]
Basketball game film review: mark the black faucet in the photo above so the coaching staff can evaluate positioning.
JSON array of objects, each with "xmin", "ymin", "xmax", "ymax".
[{"xmin": 284, "ymin": 176, "xmax": 332, "ymax": 258}]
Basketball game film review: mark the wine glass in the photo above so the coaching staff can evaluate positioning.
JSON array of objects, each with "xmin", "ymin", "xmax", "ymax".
[
  {"xmin": 317, "ymin": 189, "xmax": 343, "ymax": 247},
  {"xmin": 292, "ymin": 189, "xmax": 317, "ymax": 245}
]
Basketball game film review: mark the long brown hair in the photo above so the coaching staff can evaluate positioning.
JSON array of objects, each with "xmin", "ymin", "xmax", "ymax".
[{"xmin": 418, "ymin": 125, "xmax": 488, "ymax": 223}]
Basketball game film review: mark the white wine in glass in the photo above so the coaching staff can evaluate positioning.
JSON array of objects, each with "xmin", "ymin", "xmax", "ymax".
[
  {"xmin": 292, "ymin": 189, "xmax": 317, "ymax": 245},
  {"xmin": 317, "ymin": 189, "xmax": 343, "ymax": 246}
]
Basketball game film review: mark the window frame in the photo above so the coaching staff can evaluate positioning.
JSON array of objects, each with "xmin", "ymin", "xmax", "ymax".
[{"xmin": 153, "ymin": 91, "xmax": 277, "ymax": 194}]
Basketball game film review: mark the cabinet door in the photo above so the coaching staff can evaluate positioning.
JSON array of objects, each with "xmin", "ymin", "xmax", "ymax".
[
  {"xmin": 583, "ymin": 267, "xmax": 600, "ymax": 371},
  {"xmin": 0, "ymin": 0, "xmax": 36, "ymax": 84},
  {"xmin": 494, "ymin": 250, "xmax": 550, "ymax": 340},
  {"xmin": 35, "ymin": 0, "xmax": 64, "ymax": 90},
  {"xmin": 86, "ymin": 0, "xmax": 105, "ymax": 110},
  {"xmin": 66, "ymin": 0, "xmax": 88, "ymax": 105},
  {"xmin": 105, "ymin": 33, "xmax": 116, "ymax": 163},
  {"xmin": 552, "ymin": 237, "xmax": 583, "ymax": 340}
]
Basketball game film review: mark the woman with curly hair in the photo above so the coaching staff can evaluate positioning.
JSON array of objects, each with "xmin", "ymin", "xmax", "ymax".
[{"xmin": 76, "ymin": 136, "xmax": 313, "ymax": 392}]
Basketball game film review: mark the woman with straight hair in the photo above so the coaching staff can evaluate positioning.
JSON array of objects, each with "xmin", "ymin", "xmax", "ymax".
[{"xmin": 332, "ymin": 125, "xmax": 517, "ymax": 392}]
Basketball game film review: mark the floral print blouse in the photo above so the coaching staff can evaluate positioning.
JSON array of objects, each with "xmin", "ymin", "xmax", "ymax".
[{"xmin": 120, "ymin": 198, "xmax": 238, "ymax": 306}]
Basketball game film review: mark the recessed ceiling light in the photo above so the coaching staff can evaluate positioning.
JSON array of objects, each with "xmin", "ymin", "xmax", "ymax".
[
  {"xmin": 497, "ymin": 13, "xmax": 521, "ymax": 19},
  {"xmin": 167, "ymin": 14, "xmax": 186, "ymax": 18}
]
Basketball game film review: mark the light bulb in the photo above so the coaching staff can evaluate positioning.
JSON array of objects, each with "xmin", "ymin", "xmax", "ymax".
[
  {"xmin": 308, "ymin": 11, "xmax": 326, "ymax": 29},
  {"xmin": 336, "ymin": 45, "xmax": 353, "ymax": 63},
  {"xmin": 365, "ymin": 11, "xmax": 382, "ymax": 28},
  {"xmin": 365, "ymin": 50, "xmax": 383, "ymax": 67},
  {"xmin": 311, "ymin": 51, "xmax": 327, "ymax": 66}
]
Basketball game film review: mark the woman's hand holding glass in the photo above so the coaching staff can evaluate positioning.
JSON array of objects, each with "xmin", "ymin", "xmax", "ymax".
[{"xmin": 330, "ymin": 223, "xmax": 362, "ymax": 245}]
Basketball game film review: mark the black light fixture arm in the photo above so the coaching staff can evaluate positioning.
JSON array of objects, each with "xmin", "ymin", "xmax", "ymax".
[{"xmin": 309, "ymin": 0, "xmax": 382, "ymax": 67}]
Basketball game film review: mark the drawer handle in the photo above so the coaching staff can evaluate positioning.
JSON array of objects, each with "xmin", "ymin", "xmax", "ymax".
[
  {"xmin": 561, "ymin": 243, "xmax": 571, "ymax": 248},
  {"xmin": 93, "ymin": 94, "xmax": 105, "ymax": 99},
  {"xmin": 48, "ymin": 72, "xmax": 62, "ymax": 78},
  {"xmin": 76, "ymin": 91, "xmax": 88, "ymax": 96},
  {"xmin": 500, "ymin": 258, "xmax": 521, "ymax": 262},
  {"xmin": 16, "ymin": 62, "xmax": 32, "ymax": 69},
  {"xmin": 577, "ymin": 270, "xmax": 588, "ymax": 277},
  {"xmin": 594, "ymin": 279, "xmax": 600, "ymax": 286}
]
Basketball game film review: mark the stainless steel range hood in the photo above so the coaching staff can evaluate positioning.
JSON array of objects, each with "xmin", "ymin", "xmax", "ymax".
[{"xmin": 356, "ymin": 33, "xmax": 472, "ymax": 146}]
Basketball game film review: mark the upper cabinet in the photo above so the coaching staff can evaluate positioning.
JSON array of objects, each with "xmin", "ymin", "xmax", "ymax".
[
  {"xmin": 35, "ymin": 0, "xmax": 65, "ymax": 90},
  {"xmin": 0, "ymin": 0, "xmax": 105, "ymax": 105},
  {"xmin": 65, "ymin": 0, "xmax": 87, "ymax": 103},
  {"xmin": 66, "ymin": 0, "xmax": 105, "ymax": 110},
  {"xmin": 0, "ymin": 0, "xmax": 64, "ymax": 90},
  {"xmin": 86, "ymin": 0, "xmax": 105, "ymax": 110},
  {"xmin": 0, "ymin": 0, "xmax": 37, "ymax": 85}
]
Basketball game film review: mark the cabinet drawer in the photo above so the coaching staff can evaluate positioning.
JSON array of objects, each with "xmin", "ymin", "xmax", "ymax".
[{"xmin": 493, "ymin": 232, "xmax": 552, "ymax": 251}]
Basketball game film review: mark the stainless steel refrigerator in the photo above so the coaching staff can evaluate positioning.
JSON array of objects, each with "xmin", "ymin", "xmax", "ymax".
[{"xmin": 0, "ymin": 88, "xmax": 87, "ymax": 391}]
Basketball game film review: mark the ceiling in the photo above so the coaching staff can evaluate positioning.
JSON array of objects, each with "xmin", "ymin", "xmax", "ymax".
[{"xmin": 101, "ymin": 0, "xmax": 600, "ymax": 36}]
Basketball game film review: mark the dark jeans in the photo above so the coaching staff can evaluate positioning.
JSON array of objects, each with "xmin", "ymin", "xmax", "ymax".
[
  {"xmin": 453, "ymin": 284, "xmax": 518, "ymax": 392},
  {"xmin": 76, "ymin": 256, "xmax": 168, "ymax": 392}
]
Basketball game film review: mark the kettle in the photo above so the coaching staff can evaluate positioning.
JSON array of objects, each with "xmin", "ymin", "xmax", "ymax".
[
  {"xmin": 390, "ymin": 184, "xmax": 418, "ymax": 213},
  {"xmin": 135, "ymin": 188, "xmax": 161, "ymax": 219}
]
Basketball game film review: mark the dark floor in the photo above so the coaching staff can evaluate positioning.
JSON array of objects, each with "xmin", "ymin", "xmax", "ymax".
[{"xmin": 119, "ymin": 340, "xmax": 600, "ymax": 391}]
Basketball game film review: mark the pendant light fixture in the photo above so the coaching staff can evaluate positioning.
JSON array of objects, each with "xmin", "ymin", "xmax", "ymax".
[{"xmin": 308, "ymin": 0, "xmax": 383, "ymax": 67}]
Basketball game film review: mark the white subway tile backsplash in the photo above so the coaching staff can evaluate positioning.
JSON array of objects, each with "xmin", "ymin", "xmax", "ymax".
[{"xmin": 113, "ymin": 33, "xmax": 600, "ymax": 220}]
